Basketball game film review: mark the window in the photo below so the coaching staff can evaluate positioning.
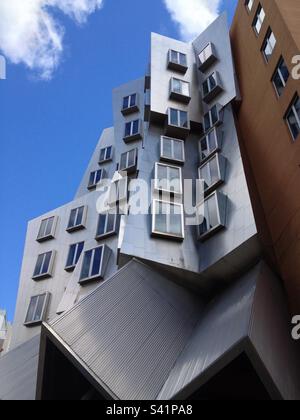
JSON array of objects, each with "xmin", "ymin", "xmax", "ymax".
[
  {"xmin": 197, "ymin": 192, "xmax": 226, "ymax": 240},
  {"xmin": 252, "ymin": 5, "xmax": 265, "ymax": 34},
  {"xmin": 24, "ymin": 293, "xmax": 50, "ymax": 326},
  {"xmin": 67, "ymin": 206, "xmax": 86, "ymax": 232},
  {"xmin": 202, "ymin": 72, "xmax": 223, "ymax": 103},
  {"xmin": 170, "ymin": 78, "xmax": 191, "ymax": 103},
  {"xmin": 79, "ymin": 246, "xmax": 108, "ymax": 284},
  {"xmin": 198, "ymin": 43, "xmax": 217, "ymax": 73},
  {"xmin": 168, "ymin": 108, "xmax": 189, "ymax": 128},
  {"xmin": 272, "ymin": 58, "xmax": 290, "ymax": 97},
  {"xmin": 122, "ymin": 94, "xmax": 139, "ymax": 115},
  {"xmin": 32, "ymin": 251, "xmax": 55, "ymax": 280},
  {"xmin": 96, "ymin": 211, "xmax": 117, "ymax": 240},
  {"xmin": 124, "ymin": 120, "xmax": 142, "ymax": 142},
  {"xmin": 152, "ymin": 200, "xmax": 184, "ymax": 240},
  {"xmin": 285, "ymin": 95, "xmax": 300, "ymax": 141},
  {"xmin": 203, "ymin": 105, "xmax": 222, "ymax": 132},
  {"xmin": 88, "ymin": 169, "xmax": 104, "ymax": 190},
  {"xmin": 168, "ymin": 50, "xmax": 188, "ymax": 73},
  {"xmin": 245, "ymin": 0, "xmax": 254, "ymax": 12},
  {"xmin": 65, "ymin": 242, "xmax": 84, "ymax": 271},
  {"xmin": 160, "ymin": 136, "xmax": 185, "ymax": 163},
  {"xmin": 108, "ymin": 174, "xmax": 128, "ymax": 207},
  {"xmin": 154, "ymin": 163, "xmax": 182, "ymax": 195},
  {"xmin": 119, "ymin": 149, "xmax": 138, "ymax": 173},
  {"xmin": 199, "ymin": 128, "xmax": 221, "ymax": 162},
  {"xmin": 199, "ymin": 154, "xmax": 225, "ymax": 194},
  {"xmin": 37, "ymin": 216, "xmax": 56, "ymax": 242},
  {"xmin": 99, "ymin": 146, "xmax": 113, "ymax": 164},
  {"xmin": 262, "ymin": 29, "xmax": 277, "ymax": 62}
]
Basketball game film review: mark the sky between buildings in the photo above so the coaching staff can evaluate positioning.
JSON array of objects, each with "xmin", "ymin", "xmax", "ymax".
[{"xmin": 0, "ymin": 0, "xmax": 238, "ymax": 321}]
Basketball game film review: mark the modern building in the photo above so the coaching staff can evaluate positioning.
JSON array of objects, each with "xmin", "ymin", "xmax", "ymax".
[
  {"xmin": 0, "ymin": 310, "xmax": 12, "ymax": 357},
  {"xmin": 0, "ymin": 0, "xmax": 299, "ymax": 400}
]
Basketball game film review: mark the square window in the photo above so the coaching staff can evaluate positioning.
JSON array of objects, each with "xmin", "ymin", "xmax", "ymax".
[
  {"xmin": 119, "ymin": 149, "xmax": 138, "ymax": 173},
  {"xmin": 99, "ymin": 146, "xmax": 113, "ymax": 164},
  {"xmin": 24, "ymin": 293, "xmax": 50, "ymax": 326},
  {"xmin": 285, "ymin": 95, "xmax": 300, "ymax": 141},
  {"xmin": 168, "ymin": 108, "xmax": 189, "ymax": 129},
  {"xmin": 79, "ymin": 245, "xmax": 111, "ymax": 284},
  {"xmin": 37, "ymin": 216, "xmax": 57, "ymax": 242},
  {"xmin": 96, "ymin": 211, "xmax": 117, "ymax": 240},
  {"xmin": 160, "ymin": 136, "xmax": 185, "ymax": 164},
  {"xmin": 65, "ymin": 242, "xmax": 84, "ymax": 271},
  {"xmin": 122, "ymin": 94, "xmax": 139, "ymax": 115},
  {"xmin": 170, "ymin": 78, "xmax": 191, "ymax": 103},
  {"xmin": 168, "ymin": 50, "xmax": 188, "ymax": 73},
  {"xmin": 32, "ymin": 251, "xmax": 55, "ymax": 280},
  {"xmin": 154, "ymin": 163, "xmax": 183, "ymax": 195},
  {"xmin": 272, "ymin": 57, "xmax": 290, "ymax": 97},
  {"xmin": 152, "ymin": 200, "xmax": 184, "ymax": 240},
  {"xmin": 262, "ymin": 29, "xmax": 277, "ymax": 62},
  {"xmin": 67, "ymin": 206, "xmax": 87, "ymax": 232},
  {"xmin": 124, "ymin": 120, "xmax": 142, "ymax": 143}
]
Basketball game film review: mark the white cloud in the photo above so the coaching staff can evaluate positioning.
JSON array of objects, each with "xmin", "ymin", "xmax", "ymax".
[
  {"xmin": 0, "ymin": 0, "xmax": 103, "ymax": 79},
  {"xmin": 163, "ymin": 0, "xmax": 222, "ymax": 41}
]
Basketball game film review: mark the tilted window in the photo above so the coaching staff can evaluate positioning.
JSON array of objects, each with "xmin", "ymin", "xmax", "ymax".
[
  {"xmin": 199, "ymin": 128, "xmax": 221, "ymax": 163},
  {"xmin": 252, "ymin": 4, "xmax": 265, "ymax": 35},
  {"xmin": 65, "ymin": 242, "xmax": 84, "ymax": 271},
  {"xmin": 24, "ymin": 293, "xmax": 50, "ymax": 326},
  {"xmin": 119, "ymin": 149, "xmax": 138, "ymax": 172},
  {"xmin": 272, "ymin": 57, "xmax": 290, "ymax": 97},
  {"xmin": 67, "ymin": 206, "xmax": 87, "ymax": 232},
  {"xmin": 152, "ymin": 200, "xmax": 184, "ymax": 240},
  {"xmin": 285, "ymin": 95, "xmax": 300, "ymax": 141},
  {"xmin": 160, "ymin": 136, "xmax": 185, "ymax": 163},
  {"xmin": 262, "ymin": 29, "xmax": 277, "ymax": 62},
  {"xmin": 37, "ymin": 216, "xmax": 57, "ymax": 242},
  {"xmin": 202, "ymin": 72, "xmax": 223, "ymax": 103},
  {"xmin": 154, "ymin": 163, "xmax": 183, "ymax": 195},
  {"xmin": 198, "ymin": 43, "xmax": 217, "ymax": 73},
  {"xmin": 79, "ymin": 245, "xmax": 111, "ymax": 285},
  {"xmin": 197, "ymin": 192, "xmax": 226, "ymax": 240},
  {"xmin": 199, "ymin": 154, "xmax": 226, "ymax": 194},
  {"xmin": 245, "ymin": 0, "xmax": 254, "ymax": 12},
  {"xmin": 88, "ymin": 169, "xmax": 105, "ymax": 190},
  {"xmin": 203, "ymin": 105, "xmax": 222, "ymax": 132},
  {"xmin": 32, "ymin": 251, "xmax": 55, "ymax": 280},
  {"xmin": 99, "ymin": 146, "xmax": 113, "ymax": 164}
]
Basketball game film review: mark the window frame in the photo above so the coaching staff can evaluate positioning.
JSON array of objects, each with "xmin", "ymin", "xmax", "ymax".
[
  {"xmin": 32, "ymin": 251, "xmax": 55, "ymax": 281},
  {"xmin": 154, "ymin": 162, "xmax": 183, "ymax": 196},
  {"xmin": 168, "ymin": 50, "xmax": 188, "ymax": 74},
  {"xmin": 152, "ymin": 199, "xmax": 185, "ymax": 240},
  {"xmin": 271, "ymin": 57, "xmax": 290, "ymax": 97},
  {"xmin": 36, "ymin": 216, "xmax": 57, "ymax": 242},
  {"xmin": 95, "ymin": 211, "xmax": 118, "ymax": 241},
  {"xmin": 261, "ymin": 28, "xmax": 277, "ymax": 63},
  {"xmin": 199, "ymin": 127, "xmax": 221, "ymax": 163},
  {"xmin": 119, "ymin": 148, "xmax": 138, "ymax": 173},
  {"xmin": 198, "ymin": 43, "xmax": 217, "ymax": 73},
  {"xmin": 202, "ymin": 71, "xmax": 223, "ymax": 103},
  {"xmin": 124, "ymin": 119, "xmax": 142, "ymax": 143},
  {"xmin": 199, "ymin": 153, "xmax": 225, "ymax": 195},
  {"xmin": 203, "ymin": 105, "xmax": 222, "ymax": 133},
  {"xmin": 66, "ymin": 206, "xmax": 87, "ymax": 233},
  {"xmin": 245, "ymin": 0, "xmax": 254, "ymax": 12},
  {"xmin": 24, "ymin": 292, "xmax": 50, "ymax": 327},
  {"xmin": 252, "ymin": 4, "xmax": 265, "ymax": 35},
  {"xmin": 65, "ymin": 242, "xmax": 85, "ymax": 272},
  {"xmin": 168, "ymin": 108, "xmax": 190, "ymax": 129},
  {"xmin": 285, "ymin": 95, "xmax": 300, "ymax": 141},
  {"xmin": 169, "ymin": 77, "xmax": 191, "ymax": 103},
  {"xmin": 88, "ymin": 169, "xmax": 105, "ymax": 190},
  {"xmin": 121, "ymin": 93, "xmax": 139, "ymax": 115},
  {"xmin": 108, "ymin": 174, "xmax": 128, "ymax": 208},
  {"xmin": 79, "ymin": 245, "xmax": 106, "ymax": 285},
  {"xmin": 197, "ymin": 191, "xmax": 226, "ymax": 241},
  {"xmin": 99, "ymin": 146, "xmax": 113, "ymax": 164},
  {"xmin": 160, "ymin": 136, "xmax": 185, "ymax": 164}
]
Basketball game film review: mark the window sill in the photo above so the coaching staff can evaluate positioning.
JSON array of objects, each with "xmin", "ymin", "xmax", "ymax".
[
  {"xmin": 167, "ymin": 61, "xmax": 188, "ymax": 74},
  {"xmin": 152, "ymin": 230, "xmax": 184, "ymax": 242},
  {"xmin": 123, "ymin": 133, "xmax": 143, "ymax": 143},
  {"xmin": 24, "ymin": 320, "xmax": 43, "ymax": 328},
  {"xmin": 160, "ymin": 155, "xmax": 185, "ymax": 166},
  {"xmin": 79, "ymin": 274, "xmax": 104, "ymax": 286},
  {"xmin": 170, "ymin": 91, "xmax": 191, "ymax": 104},
  {"xmin": 203, "ymin": 179, "xmax": 224, "ymax": 197},
  {"xmin": 36, "ymin": 234, "xmax": 55, "ymax": 243},
  {"xmin": 66, "ymin": 224, "xmax": 86, "ymax": 233},
  {"xmin": 32, "ymin": 273, "xmax": 52, "ymax": 281},
  {"xmin": 202, "ymin": 85, "xmax": 223, "ymax": 104},
  {"xmin": 65, "ymin": 265, "xmax": 76, "ymax": 273},
  {"xmin": 199, "ymin": 55, "xmax": 217, "ymax": 73},
  {"xmin": 165, "ymin": 124, "xmax": 190, "ymax": 140},
  {"xmin": 121, "ymin": 105, "xmax": 139, "ymax": 116},
  {"xmin": 95, "ymin": 231, "xmax": 117, "ymax": 241},
  {"xmin": 198, "ymin": 224, "xmax": 225, "ymax": 242}
]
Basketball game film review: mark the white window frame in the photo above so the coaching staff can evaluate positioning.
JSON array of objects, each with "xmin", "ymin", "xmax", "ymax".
[
  {"xmin": 197, "ymin": 192, "xmax": 224, "ymax": 240},
  {"xmin": 199, "ymin": 153, "xmax": 224, "ymax": 193},
  {"xmin": 152, "ymin": 199, "xmax": 185, "ymax": 240},
  {"xmin": 262, "ymin": 29, "xmax": 277, "ymax": 62},
  {"xmin": 88, "ymin": 169, "xmax": 104, "ymax": 190},
  {"xmin": 32, "ymin": 251, "xmax": 55, "ymax": 280},
  {"xmin": 160, "ymin": 136, "xmax": 185, "ymax": 164},
  {"xmin": 198, "ymin": 43, "xmax": 216, "ymax": 71},
  {"xmin": 154, "ymin": 162, "xmax": 183, "ymax": 196},
  {"xmin": 203, "ymin": 105, "xmax": 222, "ymax": 133},
  {"xmin": 119, "ymin": 148, "xmax": 138, "ymax": 172},
  {"xmin": 24, "ymin": 293, "xmax": 50, "ymax": 327},
  {"xmin": 252, "ymin": 4, "xmax": 265, "ymax": 35},
  {"xmin": 99, "ymin": 146, "xmax": 113, "ymax": 164},
  {"xmin": 245, "ymin": 0, "xmax": 254, "ymax": 12},
  {"xmin": 202, "ymin": 72, "xmax": 220, "ymax": 98},
  {"xmin": 37, "ymin": 216, "xmax": 57, "ymax": 242},
  {"xmin": 170, "ymin": 77, "xmax": 190, "ymax": 98},
  {"xmin": 65, "ymin": 242, "xmax": 84, "ymax": 271},
  {"xmin": 66, "ymin": 206, "xmax": 87, "ymax": 232},
  {"xmin": 169, "ymin": 50, "xmax": 187, "ymax": 67},
  {"xmin": 122, "ymin": 94, "xmax": 137, "ymax": 111},
  {"xmin": 199, "ymin": 128, "xmax": 221, "ymax": 163},
  {"xmin": 95, "ymin": 211, "xmax": 117, "ymax": 240},
  {"xmin": 286, "ymin": 96, "xmax": 300, "ymax": 141},
  {"xmin": 124, "ymin": 120, "xmax": 140, "ymax": 138},
  {"xmin": 168, "ymin": 108, "xmax": 190, "ymax": 129},
  {"xmin": 108, "ymin": 175, "xmax": 128, "ymax": 207},
  {"xmin": 79, "ymin": 245, "xmax": 105, "ymax": 283}
]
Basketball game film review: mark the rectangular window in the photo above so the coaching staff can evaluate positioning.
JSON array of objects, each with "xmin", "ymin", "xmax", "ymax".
[
  {"xmin": 65, "ymin": 242, "xmax": 84, "ymax": 271},
  {"xmin": 198, "ymin": 192, "xmax": 225, "ymax": 240},
  {"xmin": 199, "ymin": 128, "xmax": 220, "ymax": 162},
  {"xmin": 203, "ymin": 105, "xmax": 222, "ymax": 132},
  {"xmin": 96, "ymin": 211, "xmax": 117, "ymax": 240},
  {"xmin": 199, "ymin": 154, "xmax": 225, "ymax": 193},
  {"xmin": 168, "ymin": 50, "xmax": 188, "ymax": 73},
  {"xmin": 123, "ymin": 94, "xmax": 137, "ymax": 110},
  {"xmin": 169, "ymin": 108, "xmax": 189, "ymax": 128},
  {"xmin": 88, "ymin": 169, "xmax": 104, "ymax": 190},
  {"xmin": 202, "ymin": 72, "xmax": 223, "ymax": 103},
  {"xmin": 262, "ymin": 29, "xmax": 276, "ymax": 62},
  {"xmin": 108, "ymin": 175, "xmax": 128, "ymax": 207},
  {"xmin": 99, "ymin": 146, "xmax": 113, "ymax": 164},
  {"xmin": 154, "ymin": 163, "xmax": 182, "ymax": 195},
  {"xmin": 198, "ymin": 43, "xmax": 217, "ymax": 72},
  {"xmin": 67, "ymin": 206, "xmax": 86, "ymax": 232},
  {"xmin": 272, "ymin": 57, "xmax": 290, "ymax": 97},
  {"xmin": 24, "ymin": 293, "xmax": 50, "ymax": 326},
  {"xmin": 160, "ymin": 136, "xmax": 185, "ymax": 163},
  {"xmin": 124, "ymin": 120, "xmax": 142, "ymax": 142},
  {"xmin": 245, "ymin": 0, "xmax": 254, "ymax": 12},
  {"xmin": 152, "ymin": 200, "xmax": 184, "ymax": 240},
  {"xmin": 32, "ymin": 251, "xmax": 55, "ymax": 280},
  {"xmin": 285, "ymin": 95, "xmax": 300, "ymax": 141},
  {"xmin": 37, "ymin": 216, "xmax": 56, "ymax": 242},
  {"xmin": 170, "ymin": 78, "xmax": 190, "ymax": 103},
  {"xmin": 119, "ymin": 149, "xmax": 138, "ymax": 172},
  {"xmin": 252, "ymin": 5, "xmax": 265, "ymax": 35},
  {"xmin": 79, "ymin": 246, "xmax": 105, "ymax": 284}
]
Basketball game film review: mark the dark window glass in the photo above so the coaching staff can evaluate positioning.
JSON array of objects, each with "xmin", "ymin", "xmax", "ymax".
[
  {"xmin": 170, "ymin": 108, "xmax": 178, "ymax": 126},
  {"xmin": 272, "ymin": 58, "xmax": 290, "ymax": 96},
  {"xmin": 286, "ymin": 96, "xmax": 300, "ymax": 140},
  {"xmin": 132, "ymin": 120, "xmax": 139, "ymax": 135},
  {"xmin": 97, "ymin": 214, "xmax": 107, "ymax": 236},
  {"xmin": 81, "ymin": 250, "xmax": 92, "ymax": 280},
  {"xmin": 180, "ymin": 111, "xmax": 188, "ymax": 128},
  {"xmin": 125, "ymin": 122, "xmax": 132, "ymax": 137}
]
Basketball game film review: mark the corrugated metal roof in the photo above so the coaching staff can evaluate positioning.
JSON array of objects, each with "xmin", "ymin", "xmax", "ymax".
[
  {"xmin": 49, "ymin": 259, "xmax": 204, "ymax": 400},
  {"xmin": 0, "ymin": 334, "xmax": 40, "ymax": 400}
]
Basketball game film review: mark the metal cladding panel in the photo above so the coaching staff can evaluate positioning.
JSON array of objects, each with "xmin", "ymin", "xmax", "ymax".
[
  {"xmin": 49, "ymin": 260, "xmax": 203, "ymax": 400},
  {"xmin": 0, "ymin": 335, "xmax": 40, "ymax": 400},
  {"xmin": 158, "ymin": 267, "xmax": 258, "ymax": 400}
]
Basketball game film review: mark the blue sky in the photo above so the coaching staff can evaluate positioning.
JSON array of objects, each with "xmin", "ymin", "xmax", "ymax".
[{"xmin": 0, "ymin": 0, "xmax": 237, "ymax": 321}]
